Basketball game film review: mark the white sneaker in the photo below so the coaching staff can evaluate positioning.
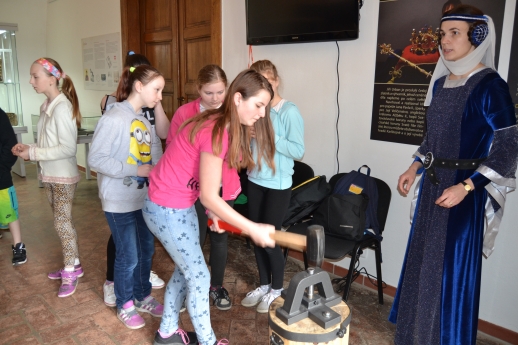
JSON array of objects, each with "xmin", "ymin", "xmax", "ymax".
[
  {"xmin": 256, "ymin": 291, "xmax": 280, "ymax": 313},
  {"xmin": 241, "ymin": 286, "xmax": 269, "ymax": 307},
  {"xmin": 103, "ymin": 281, "xmax": 116, "ymax": 307},
  {"xmin": 150, "ymin": 271, "xmax": 165, "ymax": 289}
]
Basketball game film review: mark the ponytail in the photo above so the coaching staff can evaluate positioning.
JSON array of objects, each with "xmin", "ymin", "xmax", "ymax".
[
  {"xmin": 61, "ymin": 75, "xmax": 81, "ymax": 128},
  {"xmin": 116, "ymin": 65, "xmax": 163, "ymax": 102}
]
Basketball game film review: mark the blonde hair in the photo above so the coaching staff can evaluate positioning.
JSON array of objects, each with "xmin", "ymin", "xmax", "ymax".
[{"xmin": 35, "ymin": 57, "xmax": 82, "ymax": 128}]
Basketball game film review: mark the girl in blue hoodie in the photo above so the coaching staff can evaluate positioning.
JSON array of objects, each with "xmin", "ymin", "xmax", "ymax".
[{"xmin": 242, "ymin": 60, "xmax": 305, "ymax": 313}]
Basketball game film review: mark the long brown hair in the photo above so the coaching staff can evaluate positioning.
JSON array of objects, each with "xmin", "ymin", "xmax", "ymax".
[
  {"xmin": 182, "ymin": 69, "xmax": 276, "ymax": 172},
  {"xmin": 36, "ymin": 57, "xmax": 81, "ymax": 128},
  {"xmin": 116, "ymin": 65, "xmax": 163, "ymax": 102}
]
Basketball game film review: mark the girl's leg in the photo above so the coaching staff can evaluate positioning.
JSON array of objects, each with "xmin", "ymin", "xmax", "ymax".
[
  {"xmin": 106, "ymin": 235, "xmax": 116, "ymax": 281},
  {"xmin": 44, "ymin": 183, "xmax": 79, "ymax": 267},
  {"xmin": 104, "ymin": 211, "xmax": 139, "ymax": 309},
  {"xmin": 143, "ymin": 199, "xmax": 216, "ymax": 345},
  {"xmin": 133, "ymin": 210, "xmax": 154, "ymax": 301},
  {"xmin": 209, "ymin": 200, "xmax": 234, "ymax": 287},
  {"xmin": 195, "ymin": 198, "xmax": 208, "ymax": 247},
  {"xmin": 257, "ymin": 188, "xmax": 291, "ymax": 290},
  {"xmin": 247, "ymin": 181, "xmax": 272, "ymax": 286}
]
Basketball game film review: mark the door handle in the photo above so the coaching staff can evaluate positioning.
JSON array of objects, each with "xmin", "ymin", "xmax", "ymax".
[{"xmin": 177, "ymin": 96, "xmax": 185, "ymax": 104}]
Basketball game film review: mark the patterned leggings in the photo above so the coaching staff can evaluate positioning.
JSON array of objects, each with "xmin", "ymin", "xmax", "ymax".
[{"xmin": 43, "ymin": 182, "xmax": 79, "ymax": 267}]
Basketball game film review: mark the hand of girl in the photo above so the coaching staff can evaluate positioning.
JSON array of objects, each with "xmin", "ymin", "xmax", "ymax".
[
  {"xmin": 12, "ymin": 144, "xmax": 30, "ymax": 160},
  {"xmin": 248, "ymin": 223, "xmax": 275, "ymax": 248},
  {"xmin": 435, "ymin": 183, "xmax": 469, "ymax": 208},
  {"xmin": 11, "ymin": 143, "xmax": 28, "ymax": 155},
  {"xmin": 207, "ymin": 211, "xmax": 225, "ymax": 233},
  {"xmin": 137, "ymin": 164, "xmax": 153, "ymax": 177}
]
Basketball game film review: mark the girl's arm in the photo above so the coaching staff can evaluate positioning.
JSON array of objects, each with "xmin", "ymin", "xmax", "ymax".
[
  {"xmin": 154, "ymin": 102, "xmax": 170, "ymax": 139},
  {"xmin": 199, "ymin": 152, "xmax": 274, "ymax": 248},
  {"xmin": 30, "ymin": 103, "xmax": 77, "ymax": 161},
  {"xmin": 88, "ymin": 115, "xmax": 139, "ymax": 178},
  {"xmin": 275, "ymin": 105, "xmax": 305, "ymax": 160}
]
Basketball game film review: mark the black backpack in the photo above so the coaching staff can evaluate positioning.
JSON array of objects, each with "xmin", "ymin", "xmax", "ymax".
[
  {"xmin": 312, "ymin": 166, "xmax": 381, "ymax": 241},
  {"xmin": 282, "ymin": 175, "xmax": 331, "ymax": 227}
]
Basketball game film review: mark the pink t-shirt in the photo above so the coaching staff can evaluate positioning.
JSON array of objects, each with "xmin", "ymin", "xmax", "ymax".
[
  {"xmin": 163, "ymin": 98, "xmax": 241, "ymax": 201},
  {"xmin": 148, "ymin": 121, "xmax": 229, "ymax": 209}
]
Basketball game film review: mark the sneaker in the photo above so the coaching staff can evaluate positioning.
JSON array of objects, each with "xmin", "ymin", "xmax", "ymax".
[
  {"xmin": 154, "ymin": 329, "xmax": 198, "ymax": 345},
  {"xmin": 241, "ymin": 286, "xmax": 269, "ymax": 307},
  {"xmin": 12, "ymin": 242, "xmax": 27, "ymax": 265},
  {"xmin": 58, "ymin": 270, "xmax": 78, "ymax": 297},
  {"xmin": 209, "ymin": 286, "xmax": 231, "ymax": 311},
  {"xmin": 135, "ymin": 295, "xmax": 164, "ymax": 317},
  {"xmin": 103, "ymin": 281, "xmax": 116, "ymax": 307},
  {"xmin": 117, "ymin": 301, "xmax": 145, "ymax": 329},
  {"xmin": 150, "ymin": 270, "xmax": 165, "ymax": 289},
  {"xmin": 256, "ymin": 291, "xmax": 280, "ymax": 313},
  {"xmin": 48, "ymin": 264, "xmax": 84, "ymax": 280}
]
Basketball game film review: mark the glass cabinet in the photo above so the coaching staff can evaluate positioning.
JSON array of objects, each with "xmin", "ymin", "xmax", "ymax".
[{"xmin": 0, "ymin": 23, "xmax": 23, "ymax": 127}]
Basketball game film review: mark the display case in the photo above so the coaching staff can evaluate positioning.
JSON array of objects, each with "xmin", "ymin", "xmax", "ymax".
[
  {"xmin": 32, "ymin": 113, "xmax": 100, "ymax": 137},
  {"xmin": 0, "ymin": 23, "xmax": 23, "ymax": 127}
]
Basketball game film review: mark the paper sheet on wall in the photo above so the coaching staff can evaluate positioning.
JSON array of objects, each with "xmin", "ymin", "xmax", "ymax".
[{"xmin": 82, "ymin": 32, "xmax": 121, "ymax": 91}]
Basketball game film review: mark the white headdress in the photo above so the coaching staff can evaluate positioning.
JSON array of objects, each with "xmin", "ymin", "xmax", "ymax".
[{"xmin": 424, "ymin": 14, "xmax": 495, "ymax": 106}]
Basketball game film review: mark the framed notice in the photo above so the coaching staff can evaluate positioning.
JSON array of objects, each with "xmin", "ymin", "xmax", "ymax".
[
  {"xmin": 82, "ymin": 32, "xmax": 122, "ymax": 91},
  {"xmin": 370, "ymin": 0, "xmax": 507, "ymax": 145}
]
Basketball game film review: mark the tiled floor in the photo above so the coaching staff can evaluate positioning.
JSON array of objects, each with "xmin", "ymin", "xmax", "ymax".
[{"xmin": 0, "ymin": 163, "xmax": 507, "ymax": 344}]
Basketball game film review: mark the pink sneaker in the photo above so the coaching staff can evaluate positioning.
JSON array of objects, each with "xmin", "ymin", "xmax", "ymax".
[
  {"xmin": 117, "ymin": 301, "xmax": 145, "ymax": 329},
  {"xmin": 134, "ymin": 295, "xmax": 163, "ymax": 317},
  {"xmin": 57, "ymin": 270, "xmax": 78, "ymax": 297},
  {"xmin": 48, "ymin": 264, "xmax": 84, "ymax": 280}
]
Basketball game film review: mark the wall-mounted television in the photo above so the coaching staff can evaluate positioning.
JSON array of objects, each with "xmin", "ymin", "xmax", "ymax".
[{"xmin": 246, "ymin": 0, "xmax": 360, "ymax": 46}]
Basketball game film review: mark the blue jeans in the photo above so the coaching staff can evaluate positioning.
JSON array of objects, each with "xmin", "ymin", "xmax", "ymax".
[
  {"xmin": 104, "ymin": 210, "xmax": 154, "ymax": 309},
  {"xmin": 143, "ymin": 198, "xmax": 215, "ymax": 345}
]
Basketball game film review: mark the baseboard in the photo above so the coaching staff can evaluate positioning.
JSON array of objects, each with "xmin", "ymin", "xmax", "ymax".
[
  {"xmin": 287, "ymin": 250, "xmax": 518, "ymax": 344},
  {"xmin": 77, "ymin": 165, "xmax": 97, "ymax": 177}
]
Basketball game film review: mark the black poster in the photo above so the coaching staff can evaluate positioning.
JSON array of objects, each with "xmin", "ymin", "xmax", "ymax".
[
  {"xmin": 371, "ymin": 0, "xmax": 507, "ymax": 145},
  {"xmin": 508, "ymin": 3, "xmax": 518, "ymax": 122}
]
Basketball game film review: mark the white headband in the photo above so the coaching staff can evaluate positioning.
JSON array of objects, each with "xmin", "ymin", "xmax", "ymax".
[{"xmin": 424, "ymin": 14, "xmax": 495, "ymax": 106}]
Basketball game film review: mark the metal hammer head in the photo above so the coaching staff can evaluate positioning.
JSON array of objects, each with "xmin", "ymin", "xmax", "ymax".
[{"xmin": 306, "ymin": 225, "xmax": 325, "ymax": 268}]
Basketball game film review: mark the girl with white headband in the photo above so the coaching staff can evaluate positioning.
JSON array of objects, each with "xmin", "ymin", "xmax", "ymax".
[
  {"xmin": 12, "ymin": 58, "xmax": 83, "ymax": 297},
  {"xmin": 389, "ymin": 4, "xmax": 518, "ymax": 344}
]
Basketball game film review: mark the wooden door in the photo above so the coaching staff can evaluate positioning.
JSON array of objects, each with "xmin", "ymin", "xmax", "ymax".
[
  {"xmin": 177, "ymin": 0, "xmax": 221, "ymax": 105},
  {"xmin": 120, "ymin": 0, "xmax": 221, "ymax": 119}
]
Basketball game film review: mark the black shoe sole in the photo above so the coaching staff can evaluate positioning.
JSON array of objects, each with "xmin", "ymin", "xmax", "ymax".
[{"xmin": 13, "ymin": 258, "xmax": 27, "ymax": 266}]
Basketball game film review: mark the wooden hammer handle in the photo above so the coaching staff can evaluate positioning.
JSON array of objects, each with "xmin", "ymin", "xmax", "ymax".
[{"xmin": 208, "ymin": 219, "xmax": 306, "ymax": 252}]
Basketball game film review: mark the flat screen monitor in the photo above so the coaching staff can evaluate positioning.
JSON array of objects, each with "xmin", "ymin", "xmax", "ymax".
[{"xmin": 246, "ymin": 0, "xmax": 360, "ymax": 46}]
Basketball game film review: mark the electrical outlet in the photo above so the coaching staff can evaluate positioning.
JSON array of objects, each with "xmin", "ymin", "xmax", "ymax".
[{"xmin": 360, "ymin": 249, "xmax": 369, "ymax": 259}]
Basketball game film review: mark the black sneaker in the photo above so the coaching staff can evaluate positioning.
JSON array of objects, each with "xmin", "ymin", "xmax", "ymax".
[
  {"xmin": 12, "ymin": 242, "xmax": 27, "ymax": 266},
  {"xmin": 153, "ymin": 329, "xmax": 198, "ymax": 345},
  {"xmin": 209, "ymin": 286, "xmax": 231, "ymax": 311}
]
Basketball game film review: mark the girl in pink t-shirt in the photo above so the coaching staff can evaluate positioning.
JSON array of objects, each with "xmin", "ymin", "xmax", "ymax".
[
  {"xmin": 143, "ymin": 69, "xmax": 276, "ymax": 345},
  {"xmin": 167, "ymin": 64, "xmax": 239, "ymax": 311}
]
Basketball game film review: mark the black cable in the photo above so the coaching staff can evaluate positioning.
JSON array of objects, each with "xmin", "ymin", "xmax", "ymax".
[
  {"xmin": 335, "ymin": 41, "xmax": 340, "ymax": 174},
  {"xmin": 331, "ymin": 254, "xmax": 387, "ymax": 294}
]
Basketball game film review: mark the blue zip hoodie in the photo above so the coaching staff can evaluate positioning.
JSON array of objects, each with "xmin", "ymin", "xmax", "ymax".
[{"xmin": 248, "ymin": 100, "xmax": 305, "ymax": 190}]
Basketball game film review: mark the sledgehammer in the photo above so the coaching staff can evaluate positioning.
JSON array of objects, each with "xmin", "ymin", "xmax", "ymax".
[{"xmin": 207, "ymin": 220, "xmax": 325, "ymax": 265}]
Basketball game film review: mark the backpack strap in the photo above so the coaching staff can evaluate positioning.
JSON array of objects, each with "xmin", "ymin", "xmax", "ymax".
[{"xmin": 358, "ymin": 165, "xmax": 371, "ymax": 176}]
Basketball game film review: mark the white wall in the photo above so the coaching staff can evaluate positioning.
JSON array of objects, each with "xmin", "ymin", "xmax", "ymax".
[
  {"xmin": 223, "ymin": 0, "xmax": 518, "ymax": 333},
  {"xmin": 46, "ymin": 0, "xmax": 121, "ymax": 167},
  {"xmin": 0, "ymin": 0, "xmax": 47, "ymax": 144}
]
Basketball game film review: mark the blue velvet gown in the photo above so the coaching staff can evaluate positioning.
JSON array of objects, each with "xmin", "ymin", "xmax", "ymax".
[{"xmin": 389, "ymin": 68, "xmax": 518, "ymax": 345}]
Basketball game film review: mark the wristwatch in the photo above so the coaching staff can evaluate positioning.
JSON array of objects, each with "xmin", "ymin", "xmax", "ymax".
[{"xmin": 461, "ymin": 181, "xmax": 473, "ymax": 193}]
